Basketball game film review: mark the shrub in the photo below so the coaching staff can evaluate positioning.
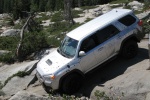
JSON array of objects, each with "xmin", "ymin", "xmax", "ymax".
[
  {"xmin": 94, "ymin": 90, "xmax": 125, "ymax": 100},
  {"xmin": 35, "ymin": 13, "xmax": 50, "ymax": 23},
  {"xmin": 72, "ymin": 10, "xmax": 83, "ymax": 18},
  {"xmin": 0, "ymin": 52, "xmax": 16, "ymax": 64},
  {"xmin": 81, "ymin": 6, "xmax": 98, "ymax": 10},
  {"xmin": 0, "ymin": 36, "xmax": 19, "ymax": 51},
  {"xmin": 51, "ymin": 11, "xmax": 64, "ymax": 22},
  {"xmin": 3, "ymin": 18, "xmax": 14, "ymax": 26},
  {"xmin": 20, "ymin": 31, "xmax": 49, "ymax": 59},
  {"xmin": 143, "ymin": 19, "xmax": 150, "ymax": 35}
]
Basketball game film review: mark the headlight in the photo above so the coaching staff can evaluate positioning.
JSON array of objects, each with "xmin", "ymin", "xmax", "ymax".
[{"xmin": 43, "ymin": 74, "xmax": 55, "ymax": 81}]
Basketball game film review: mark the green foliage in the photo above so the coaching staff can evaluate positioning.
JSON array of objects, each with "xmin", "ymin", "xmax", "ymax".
[
  {"xmin": 30, "ymin": 4, "xmax": 38, "ymax": 12},
  {"xmin": 45, "ymin": 21, "xmax": 81, "ymax": 47},
  {"xmin": 14, "ymin": 23, "xmax": 22, "ymax": 29},
  {"xmin": 0, "ymin": 36, "xmax": 18, "ymax": 63},
  {"xmin": 94, "ymin": 90, "xmax": 125, "ymax": 100},
  {"xmin": 110, "ymin": 0, "xmax": 131, "ymax": 4},
  {"xmin": 143, "ymin": 18, "xmax": 150, "ymax": 35},
  {"xmin": 51, "ymin": 11, "xmax": 63, "ymax": 22},
  {"xmin": 81, "ymin": 5, "xmax": 98, "ymax": 10},
  {"xmin": 94, "ymin": 90, "xmax": 110, "ymax": 100},
  {"xmin": 72, "ymin": 10, "xmax": 83, "ymax": 18},
  {"xmin": 85, "ymin": 18, "xmax": 93, "ymax": 22},
  {"xmin": 4, "ymin": 71, "xmax": 29, "ymax": 86},
  {"xmin": 62, "ymin": 94, "xmax": 76, "ymax": 100},
  {"xmin": 0, "ymin": 0, "xmax": 116, "ymax": 19},
  {"xmin": 0, "ymin": 36, "xmax": 19, "ymax": 50},
  {"xmin": 45, "ymin": 0, "xmax": 56, "ymax": 11},
  {"xmin": 48, "ymin": 94, "xmax": 80, "ymax": 100},
  {"xmin": 0, "ymin": 52, "xmax": 16, "ymax": 64},
  {"xmin": 143, "ymin": 1, "xmax": 150, "ymax": 11},
  {"xmin": 3, "ymin": 17, "xmax": 14, "ymax": 26},
  {"xmin": 35, "ymin": 13, "xmax": 50, "ymax": 23},
  {"xmin": 20, "ymin": 31, "xmax": 49, "ymax": 59}
]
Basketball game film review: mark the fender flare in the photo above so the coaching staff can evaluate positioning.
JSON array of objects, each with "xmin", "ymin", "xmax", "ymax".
[
  {"xmin": 119, "ymin": 34, "xmax": 139, "ymax": 54},
  {"xmin": 58, "ymin": 69, "xmax": 84, "ymax": 89}
]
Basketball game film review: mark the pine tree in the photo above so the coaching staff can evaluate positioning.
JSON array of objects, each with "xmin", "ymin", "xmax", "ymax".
[
  {"xmin": 30, "ymin": 0, "xmax": 38, "ymax": 12},
  {"xmin": 46, "ymin": 0, "xmax": 56, "ymax": 11},
  {"xmin": 39, "ymin": 0, "xmax": 45, "ymax": 12},
  {"xmin": 0, "ymin": 0, "xmax": 4, "ymax": 13}
]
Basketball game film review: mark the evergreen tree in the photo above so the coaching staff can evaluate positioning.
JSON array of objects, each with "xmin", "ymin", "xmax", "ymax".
[
  {"xmin": 30, "ymin": 0, "xmax": 38, "ymax": 12},
  {"xmin": 46, "ymin": 0, "xmax": 56, "ymax": 11},
  {"xmin": 13, "ymin": 0, "xmax": 22, "ymax": 19},
  {"xmin": 39, "ymin": 0, "xmax": 46, "ymax": 12},
  {"xmin": 0, "ymin": 0, "xmax": 4, "ymax": 13}
]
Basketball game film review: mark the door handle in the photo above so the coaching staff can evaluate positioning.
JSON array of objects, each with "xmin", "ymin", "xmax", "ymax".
[{"xmin": 98, "ymin": 47, "xmax": 103, "ymax": 51}]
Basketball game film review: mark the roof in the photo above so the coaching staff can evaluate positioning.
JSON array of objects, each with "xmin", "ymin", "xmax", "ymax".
[{"xmin": 67, "ymin": 9, "xmax": 133, "ymax": 41}]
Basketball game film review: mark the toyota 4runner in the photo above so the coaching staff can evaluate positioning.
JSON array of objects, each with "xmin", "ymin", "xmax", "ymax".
[{"xmin": 36, "ymin": 9, "xmax": 144, "ymax": 94}]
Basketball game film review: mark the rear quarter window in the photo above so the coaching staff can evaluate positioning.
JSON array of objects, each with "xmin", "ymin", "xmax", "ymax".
[{"xmin": 118, "ymin": 15, "xmax": 136, "ymax": 26}]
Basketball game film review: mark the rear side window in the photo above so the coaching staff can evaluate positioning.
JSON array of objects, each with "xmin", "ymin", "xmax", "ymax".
[
  {"xmin": 79, "ymin": 25, "xmax": 120, "ymax": 53},
  {"xmin": 95, "ymin": 25, "xmax": 120, "ymax": 44},
  {"xmin": 118, "ymin": 15, "xmax": 136, "ymax": 26}
]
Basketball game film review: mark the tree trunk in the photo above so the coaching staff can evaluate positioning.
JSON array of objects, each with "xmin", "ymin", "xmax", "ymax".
[
  {"xmin": 64, "ymin": 0, "xmax": 75, "ymax": 25},
  {"xmin": 16, "ymin": 15, "xmax": 32, "ymax": 60},
  {"xmin": 78, "ymin": 0, "xmax": 82, "ymax": 7}
]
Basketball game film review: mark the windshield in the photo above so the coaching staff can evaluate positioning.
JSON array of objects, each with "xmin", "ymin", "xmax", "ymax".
[{"xmin": 58, "ymin": 36, "xmax": 78, "ymax": 58}]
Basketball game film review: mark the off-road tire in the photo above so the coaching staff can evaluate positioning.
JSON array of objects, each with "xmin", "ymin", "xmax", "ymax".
[
  {"xmin": 121, "ymin": 40, "xmax": 138, "ymax": 59},
  {"xmin": 62, "ymin": 74, "xmax": 83, "ymax": 94},
  {"xmin": 42, "ymin": 83, "xmax": 52, "ymax": 93}
]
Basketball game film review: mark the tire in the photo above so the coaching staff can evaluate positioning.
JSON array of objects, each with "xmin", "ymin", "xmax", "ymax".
[
  {"xmin": 42, "ymin": 83, "xmax": 52, "ymax": 93},
  {"xmin": 121, "ymin": 40, "xmax": 138, "ymax": 59},
  {"xmin": 62, "ymin": 74, "xmax": 83, "ymax": 94}
]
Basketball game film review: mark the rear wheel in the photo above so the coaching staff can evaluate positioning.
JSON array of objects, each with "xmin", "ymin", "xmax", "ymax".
[
  {"xmin": 121, "ymin": 40, "xmax": 138, "ymax": 59},
  {"xmin": 62, "ymin": 74, "xmax": 83, "ymax": 94}
]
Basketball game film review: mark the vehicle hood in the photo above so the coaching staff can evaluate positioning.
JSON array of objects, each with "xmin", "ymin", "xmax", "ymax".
[{"xmin": 37, "ymin": 50, "xmax": 72, "ymax": 76}]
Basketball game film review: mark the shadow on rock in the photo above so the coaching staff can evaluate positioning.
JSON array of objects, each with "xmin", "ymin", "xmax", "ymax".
[{"xmin": 77, "ymin": 48, "xmax": 148, "ymax": 97}]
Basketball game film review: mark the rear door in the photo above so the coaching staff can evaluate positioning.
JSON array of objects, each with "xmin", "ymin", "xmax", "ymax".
[{"xmin": 94, "ymin": 25, "xmax": 120, "ymax": 64}]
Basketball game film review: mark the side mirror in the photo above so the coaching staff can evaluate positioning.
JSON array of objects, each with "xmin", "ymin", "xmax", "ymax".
[{"xmin": 79, "ymin": 51, "xmax": 86, "ymax": 57}]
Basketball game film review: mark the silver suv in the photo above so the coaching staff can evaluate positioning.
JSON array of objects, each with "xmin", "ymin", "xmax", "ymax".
[{"xmin": 36, "ymin": 9, "xmax": 143, "ymax": 94}]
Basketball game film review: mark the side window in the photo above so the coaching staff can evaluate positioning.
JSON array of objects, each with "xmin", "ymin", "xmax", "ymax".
[
  {"xmin": 118, "ymin": 15, "xmax": 136, "ymax": 26},
  {"xmin": 80, "ymin": 36, "xmax": 96, "ymax": 53},
  {"xmin": 96, "ymin": 25, "xmax": 120, "ymax": 44}
]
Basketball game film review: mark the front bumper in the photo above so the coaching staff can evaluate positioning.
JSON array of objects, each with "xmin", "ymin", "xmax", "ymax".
[{"xmin": 36, "ymin": 71, "xmax": 52, "ymax": 87}]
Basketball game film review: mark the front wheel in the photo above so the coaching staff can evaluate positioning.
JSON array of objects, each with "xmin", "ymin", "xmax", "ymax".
[
  {"xmin": 121, "ymin": 40, "xmax": 138, "ymax": 59},
  {"xmin": 62, "ymin": 74, "xmax": 83, "ymax": 94}
]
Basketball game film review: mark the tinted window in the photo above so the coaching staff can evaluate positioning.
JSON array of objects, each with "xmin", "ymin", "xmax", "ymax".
[
  {"xmin": 118, "ymin": 15, "xmax": 136, "ymax": 26},
  {"xmin": 79, "ymin": 25, "xmax": 120, "ymax": 53},
  {"xmin": 80, "ymin": 37, "xmax": 96, "ymax": 53},
  {"xmin": 95, "ymin": 25, "xmax": 120, "ymax": 44}
]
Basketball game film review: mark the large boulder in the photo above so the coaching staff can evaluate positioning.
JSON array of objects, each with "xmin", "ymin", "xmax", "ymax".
[
  {"xmin": 92, "ymin": 70, "xmax": 150, "ymax": 100},
  {"xmin": 9, "ymin": 91, "xmax": 49, "ymax": 100},
  {"xmin": 128, "ymin": 1, "xmax": 144, "ymax": 11},
  {"xmin": 0, "ymin": 29, "xmax": 20, "ymax": 37},
  {"xmin": 2, "ymin": 76, "xmax": 36, "ymax": 96},
  {"xmin": 0, "ymin": 60, "xmax": 38, "ymax": 84},
  {"xmin": 88, "ymin": 40, "xmax": 149, "ymax": 100}
]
